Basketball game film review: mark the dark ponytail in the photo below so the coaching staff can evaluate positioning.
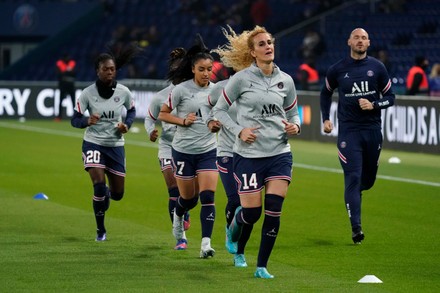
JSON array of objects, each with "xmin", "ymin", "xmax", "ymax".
[{"xmin": 95, "ymin": 43, "xmax": 143, "ymax": 71}]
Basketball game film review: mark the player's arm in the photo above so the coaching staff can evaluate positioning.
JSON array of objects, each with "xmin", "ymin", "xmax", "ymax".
[
  {"xmin": 71, "ymin": 92, "xmax": 95, "ymax": 128},
  {"xmin": 212, "ymin": 77, "xmax": 243, "ymax": 137},
  {"xmin": 283, "ymin": 79, "xmax": 300, "ymax": 135},
  {"xmin": 144, "ymin": 106, "xmax": 159, "ymax": 142},
  {"xmin": 205, "ymin": 83, "xmax": 223, "ymax": 132},
  {"xmin": 320, "ymin": 68, "xmax": 337, "ymax": 133},
  {"xmin": 373, "ymin": 66, "xmax": 395, "ymax": 109}
]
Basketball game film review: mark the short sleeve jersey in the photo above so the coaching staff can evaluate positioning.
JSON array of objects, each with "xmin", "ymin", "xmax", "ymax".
[
  {"xmin": 167, "ymin": 79, "xmax": 217, "ymax": 154},
  {"xmin": 145, "ymin": 83, "xmax": 176, "ymax": 159},
  {"xmin": 75, "ymin": 82, "xmax": 134, "ymax": 147},
  {"xmin": 214, "ymin": 63, "xmax": 300, "ymax": 158}
]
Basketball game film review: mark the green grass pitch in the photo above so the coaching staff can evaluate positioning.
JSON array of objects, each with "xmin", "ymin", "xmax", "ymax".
[{"xmin": 0, "ymin": 120, "xmax": 439, "ymax": 292}]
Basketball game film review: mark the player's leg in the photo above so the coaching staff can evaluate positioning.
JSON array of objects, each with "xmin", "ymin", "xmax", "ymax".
[
  {"xmin": 254, "ymin": 152, "xmax": 291, "ymax": 279},
  {"xmin": 196, "ymin": 149, "xmax": 218, "ymax": 258},
  {"xmin": 105, "ymin": 145, "xmax": 126, "ymax": 202},
  {"xmin": 231, "ymin": 154, "xmax": 264, "ymax": 267},
  {"xmin": 88, "ymin": 167, "xmax": 108, "ymax": 241},
  {"xmin": 338, "ymin": 132, "xmax": 364, "ymax": 243},
  {"xmin": 159, "ymin": 157, "xmax": 190, "ymax": 249},
  {"xmin": 171, "ymin": 149, "xmax": 197, "ymax": 242},
  {"xmin": 160, "ymin": 158, "xmax": 179, "ymax": 223},
  {"xmin": 217, "ymin": 156, "xmax": 240, "ymax": 254},
  {"xmin": 82, "ymin": 141, "xmax": 109, "ymax": 241},
  {"xmin": 56, "ymin": 87, "xmax": 67, "ymax": 120},
  {"xmin": 360, "ymin": 129, "xmax": 383, "ymax": 191}
]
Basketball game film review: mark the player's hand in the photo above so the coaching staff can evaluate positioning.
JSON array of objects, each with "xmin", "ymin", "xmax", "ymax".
[
  {"xmin": 88, "ymin": 113, "xmax": 100, "ymax": 125},
  {"xmin": 282, "ymin": 120, "xmax": 300, "ymax": 136},
  {"xmin": 149, "ymin": 129, "xmax": 159, "ymax": 142},
  {"xmin": 359, "ymin": 98, "xmax": 374, "ymax": 110},
  {"xmin": 238, "ymin": 127, "xmax": 259, "ymax": 144},
  {"xmin": 323, "ymin": 120, "xmax": 333, "ymax": 133},
  {"xmin": 184, "ymin": 113, "xmax": 197, "ymax": 126},
  {"xmin": 116, "ymin": 122, "xmax": 128, "ymax": 134},
  {"xmin": 208, "ymin": 120, "xmax": 222, "ymax": 133}
]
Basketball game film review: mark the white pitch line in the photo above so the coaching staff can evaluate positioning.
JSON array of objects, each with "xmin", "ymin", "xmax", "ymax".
[
  {"xmin": 0, "ymin": 121, "xmax": 158, "ymax": 148},
  {"xmin": 294, "ymin": 163, "xmax": 440, "ymax": 187},
  {"xmin": 2, "ymin": 121, "xmax": 439, "ymax": 187}
]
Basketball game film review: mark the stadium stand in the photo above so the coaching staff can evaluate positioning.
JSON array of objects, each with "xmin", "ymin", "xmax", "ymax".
[{"xmin": 1, "ymin": 0, "xmax": 439, "ymax": 94}]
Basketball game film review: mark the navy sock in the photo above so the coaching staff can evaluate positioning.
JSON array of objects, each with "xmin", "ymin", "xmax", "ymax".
[
  {"xmin": 175, "ymin": 195, "xmax": 199, "ymax": 217},
  {"xmin": 200, "ymin": 190, "xmax": 215, "ymax": 238},
  {"xmin": 168, "ymin": 187, "xmax": 179, "ymax": 223},
  {"xmin": 236, "ymin": 206, "xmax": 261, "ymax": 254},
  {"xmin": 237, "ymin": 224, "xmax": 254, "ymax": 254},
  {"xmin": 225, "ymin": 195, "xmax": 240, "ymax": 227},
  {"xmin": 257, "ymin": 194, "xmax": 284, "ymax": 268},
  {"xmin": 93, "ymin": 183, "xmax": 107, "ymax": 232}
]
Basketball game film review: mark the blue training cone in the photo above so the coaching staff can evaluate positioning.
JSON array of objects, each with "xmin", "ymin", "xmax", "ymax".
[{"xmin": 33, "ymin": 193, "xmax": 49, "ymax": 200}]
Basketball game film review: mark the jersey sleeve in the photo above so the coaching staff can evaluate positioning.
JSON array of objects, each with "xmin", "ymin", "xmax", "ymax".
[
  {"xmin": 144, "ymin": 95, "xmax": 160, "ymax": 135},
  {"xmin": 124, "ymin": 89, "xmax": 135, "ymax": 110},
  {"xmin": 75, "ymin": 88, "xmax": 89, "ymax": 114},
  {"xmin": 166, "ymin": 85, "xmax": 184, "ymax": 112},
  {"xmin": 283, "ymin": 78, "xmax": 300, "ymax": 127},
  {"xmin": 205, "ymin": 81, "xmax": 224, "ymax": 124},
  {"xmin": 375, "ymin": 63, "xmax": 395, "ymax": 109},
  {"xmin": 212, "ymin": 75, "xmax": 243, "ymax": 137},
  {"xmin": 320, "ymin": 66, "xmax": 337, "ymax": 122}
]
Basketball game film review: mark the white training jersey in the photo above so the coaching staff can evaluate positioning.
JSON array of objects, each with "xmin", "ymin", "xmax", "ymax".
[
  {"xmin": 75, "ymin": 82, "xmax": 134, "ymax": 147},
  {"xmin": 166, "ymin": 79, "xmax": 217, "ymax": 154},
  {"xmin": 208, "ymin": 79, "xmax": 237, "ymax": 157},
  {"xmin": 213, "ymin": 63, "xmax": 300, "ymax": 158},
  {"xmin": 145, "ymin": 83, "xmax": 176, "ymax": 159}
]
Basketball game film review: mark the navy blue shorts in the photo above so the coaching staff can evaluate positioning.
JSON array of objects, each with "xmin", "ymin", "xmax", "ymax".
[
  {"xmin": 217, "ymin": 156, "xmax": 237, "ymax": 197},
  {"xmin": 82, "ymin": 141, "xmax": 126, "ymax": 177},
  {"xmin": 233, "ymin": 152, "xmax": 292, "ymax": 195},
  {"xmin": 171, "ymin": 148, "xmax": 217, "ymax": 179}
]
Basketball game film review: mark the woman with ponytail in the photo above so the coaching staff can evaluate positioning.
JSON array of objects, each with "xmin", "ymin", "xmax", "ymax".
[{"xmin": 158, "ymin": 34, "xmax": 219, "ymax": 259}]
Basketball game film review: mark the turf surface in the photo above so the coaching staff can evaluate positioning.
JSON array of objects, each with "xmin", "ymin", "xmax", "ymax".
[{"xmin": 0, "ymin": 120, "xmax": 439, "ymax": 292}]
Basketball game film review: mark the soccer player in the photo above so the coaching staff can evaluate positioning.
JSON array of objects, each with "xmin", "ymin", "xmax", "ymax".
[
  {"xmin": 206, "ymin": 78, "xmax": 241, "ymax": 256},
  {"xmin": 206, "ymin": 35, "xmax": 252, "ymax": 257},
  {"xmin": 71, "ymin": 45, "xmax": 141, "ymax": 241},
  {"xmin": 320, "ymin": 28, "xmax": 395, "ymax": 244},
  {"xmin": 158, "ymin": 35, "xmax": 218, "ymax": 259},
  {"xmin": 144, "ymin": 47, "xmax": 191, "ymax": 250},
  {"xmin": 213, "ymin": 26, "xmax": 300, "ymax": 279}
]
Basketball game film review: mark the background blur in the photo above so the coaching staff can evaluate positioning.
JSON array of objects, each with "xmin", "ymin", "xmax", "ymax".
[
  {"xmin": 1, "ymin": 0, "xmax": 439, "ymax": 93},
  {"xmin": 1, "ymin": 0, "xmax": 439, "ymax": 155}
]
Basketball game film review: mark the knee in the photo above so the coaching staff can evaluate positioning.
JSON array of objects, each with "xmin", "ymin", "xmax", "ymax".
[
  {"xmin": 111, "ymin": 191, "xmax": 124, "ymax": 201},
  {"xmin": 93, "ymin": 183, "xmax": 107, "ymax": 198},
  {"xmin": 227, "ymin": 195, "xmax": 240, "ymax": 209},
  {"xmin": 264, "ymin": 194, "xmax": 284, "ymax": 214},
  {"xmin": 178, "ymin": 195, "xmax": 199, "ymax": 210},
  {"xmin": 241, "ymin": 206, "xmax": 262, "ymax": 224},
  {"xmin": 345, "ymin": 172, "xmax": 361, "ymax": 189},
  {"xmin": 199, "ymin": 190, "xmax": 215, "ymax": 205},
  {"xmin": 361, "ymin": 179, "xmax": 375, "ymax": 191}
]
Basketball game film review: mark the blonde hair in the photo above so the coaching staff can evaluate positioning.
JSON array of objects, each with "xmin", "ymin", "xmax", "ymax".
[{"xmin": 211, "ymin": 25, "xmax": 273, "ymax": 72}]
